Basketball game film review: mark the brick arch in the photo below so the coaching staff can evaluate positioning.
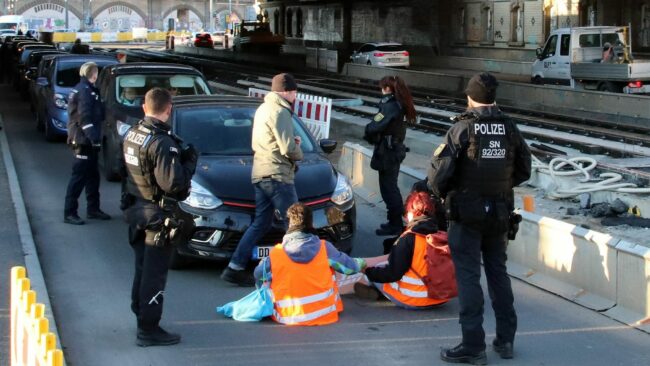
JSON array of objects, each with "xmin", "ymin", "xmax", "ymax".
[
  {"xmin": 91, "ymin": 1, "xmax": 147, "ymax": 22},
  {"xmin": 162, "ymin": 4, "xmax": 206, "ymax": 20},
  {"xmin": 17, "ymin": 0, "xmax": 83, "ymax": 21}
]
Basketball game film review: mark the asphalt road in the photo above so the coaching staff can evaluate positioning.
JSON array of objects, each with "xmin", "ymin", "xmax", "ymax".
[{"xmin": 2, "ymin": 84, "xmax": 650, "ymax": 366}]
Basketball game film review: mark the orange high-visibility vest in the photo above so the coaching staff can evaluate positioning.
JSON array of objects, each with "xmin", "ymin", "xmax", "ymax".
[
  {"xmin": 382, "ymin": 234, "xmax": 449, "ymax": 307},
  {"xmin": 270, "ymin": 240, "xmax": 343, "ymax": 326}
]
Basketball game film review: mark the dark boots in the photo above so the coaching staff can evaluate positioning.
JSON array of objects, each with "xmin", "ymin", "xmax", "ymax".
[
  {"xmin": 136, "ymin": 326, "xmax": 181, "ymax": 347},
  {"xmin": 440, "ymin": 344, "xmax": 488, "ymax": 365}
]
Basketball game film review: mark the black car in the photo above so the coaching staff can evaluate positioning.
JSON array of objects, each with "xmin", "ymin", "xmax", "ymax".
[
  {"xmin": 20, "ymin": 49, "xmax": 61, "ymax": 99},
  {"xmin": 97, "ymin": 62, "xmax": 212, "ymax": 181},
  {"xmin": 13, "ymin": 43, "xmax": 55, "ymax": 92},
  {"xmin": 166, "ymin": 96, "xmax": 355, "ymax": 268}
]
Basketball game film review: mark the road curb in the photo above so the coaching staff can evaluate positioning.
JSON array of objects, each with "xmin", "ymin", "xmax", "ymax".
[{"xmin": 0, "ymin": 114, "xmax": 65, "ymax": 353}]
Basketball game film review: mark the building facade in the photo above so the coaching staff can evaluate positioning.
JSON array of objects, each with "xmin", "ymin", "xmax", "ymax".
[{"xmin": 5, "ymin": 0, "xmax": 254, "ymax": 32}]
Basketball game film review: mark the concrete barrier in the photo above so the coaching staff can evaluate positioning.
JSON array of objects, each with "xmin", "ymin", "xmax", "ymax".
[
  {"xmin": 174, "ymin": 45, "xmax": 306, "ymax": 71},
  {"xmin": 338, "ymin": 141, "xmax": 650, "ymax": 330},
  {"xmin": 428, "ymin": 56, "xmax": 532, "ymax": 76},
  {"xmin": 342, "ymin": 63, "xmax": 650, "ymax": 128}
]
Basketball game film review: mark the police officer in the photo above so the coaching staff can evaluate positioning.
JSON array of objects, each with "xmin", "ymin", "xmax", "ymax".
[
  {"xmin": 122, "ymin": 88, "xmax": 197, "ymax": 347},
  {"xmin": 64, "ymin": 62, "xmax": 109, "ymax": 225},
  {"xmin": 429, "ymin": 73, "xmax": 531, "ymax": 364},
  {"xmin": 364, "ymin": 76, "xmax": 416, "ymax": 236}
]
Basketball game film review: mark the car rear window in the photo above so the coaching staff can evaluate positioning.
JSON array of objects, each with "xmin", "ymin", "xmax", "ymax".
[
  {"xmin": 55, "ymin": 61, "xmax": 114, "ymax": 87},
  {"xmin": 376, "ymin": 45, "xmax": 405, "ymax": 52},
  {"xmin": 175, "ymin": 106, "xmax": 315, "ymax": 155},
  {"xmin": 115, "ymin": 74, "xmax": 210, "ymax": 107}
]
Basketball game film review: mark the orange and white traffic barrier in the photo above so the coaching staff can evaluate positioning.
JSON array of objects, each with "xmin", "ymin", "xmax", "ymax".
[
  {"xmin": 248, "ymin": 87, "xmax": 332, "ymax": 140},
  {"xmin": 10, "ymin": 266, "xmax": 64, "ymax": 366}
]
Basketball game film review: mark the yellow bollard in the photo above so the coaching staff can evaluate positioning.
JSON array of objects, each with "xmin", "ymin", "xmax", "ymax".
[
  {"xmin": 523, "ymin": 195, "xmax": 535, "ymax": 212},
  {"xmin": 40, "ymin": 332, "xmax": 56, "ymax": 359},
  {"xmin": 11, "ymin": 266, "xmax": 26, "ymax": 366},
  {"xmin": 48, "ymin": 349, "xmax": 64, "ymax": 366}
]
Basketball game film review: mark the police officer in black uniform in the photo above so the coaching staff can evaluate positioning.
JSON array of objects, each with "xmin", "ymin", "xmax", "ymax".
[
  {"xmin": 429, "ymin": 73, "xmax": 531, "ymax": 364},
  {"xmin": 121, "ymin": 88, "xmax": 197, "ymax": 347},
  {"xmin": 364, "ymin": 76, "xmax": 416, "ymax": 236},
  {"xmin": 64, "ymin": 62, "xmax": 110, "ymax": 225}
]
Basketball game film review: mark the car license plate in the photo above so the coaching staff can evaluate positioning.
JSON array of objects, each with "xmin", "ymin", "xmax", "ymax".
[
  {"xmin": 252, "ymin": 246, "xmax": 272, "ymax": 259},
  {"xmin": 388, "ymin": 58, "xmax": 401, "ymax": 62}
]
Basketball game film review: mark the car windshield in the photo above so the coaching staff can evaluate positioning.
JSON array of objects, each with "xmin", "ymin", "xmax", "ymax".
[
  {"xmin": 115, "ymin": 74, "xmax": 210, "ymax": 107},
  {"xmin": 175, "ymin": 106, "xmax": 315, "ymax": 155},
  {"xmin": 55, "ymin": 61, "xmax": 114, "ymax": 87},
  {"xmin": 376, "ymin": 45, "xmax": 404, "ymax": 52}
]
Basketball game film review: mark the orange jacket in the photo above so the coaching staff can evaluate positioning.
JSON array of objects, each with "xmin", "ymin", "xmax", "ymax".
[
  {"xmin": 382, "ymin": 234, "xmax": 449, "ymax": 307},
  {"xmin": 270, "ymin": 240, "xmax": 343, "ymax": 325}
]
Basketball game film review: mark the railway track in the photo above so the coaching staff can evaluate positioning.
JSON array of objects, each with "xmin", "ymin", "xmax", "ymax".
[{"xmin": 105, "ymin": 48, "xmax": 650, "ymax": 162}]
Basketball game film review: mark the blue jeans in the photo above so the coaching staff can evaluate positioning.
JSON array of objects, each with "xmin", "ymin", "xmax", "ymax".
[{"xmin": 230, "ymin": 180, "xmax": 298, "ymax": 268}]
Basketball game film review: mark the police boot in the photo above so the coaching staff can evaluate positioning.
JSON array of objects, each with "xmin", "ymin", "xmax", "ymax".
[
  {"xmin": 440, "ymin": 344, "xmax": 487, "ymax": 365},
  {"xmin": 492, "ymin": 339, "xmax": 513, "ymax": 359},
  {"xmin": 136, "ymin": 326, "xmax": 181, "ymax": 347}
]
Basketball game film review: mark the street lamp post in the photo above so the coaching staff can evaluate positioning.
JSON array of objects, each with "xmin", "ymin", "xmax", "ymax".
[
  {"xmin": 209, "ymin": 0, "xmax": 214, "ymax": 32},
  {"xmin": 65, "ymin": 0, "xmax": 69, "ymax": 30}
]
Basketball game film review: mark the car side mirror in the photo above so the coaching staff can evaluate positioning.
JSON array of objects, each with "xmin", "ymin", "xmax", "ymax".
[
  {"xmin": 24, "ymin": 69, "xmax": 34, "ymax": 80},
  {"xmin": 36, "ymin": 77, "xmax": 48, "ymax": 86},
  {"xmin": 536, "ymin": 47, "xmax": 543, "ymax": 60},
  {"xmin": 319, "ymin": 139, "xmax": 337, "ymax": 154}
]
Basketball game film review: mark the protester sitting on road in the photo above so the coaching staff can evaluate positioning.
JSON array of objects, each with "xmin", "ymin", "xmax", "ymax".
[
  {"xmin": 253, "ymin": 202, "xmax": 366, "ymax": 326},
  {"xmin": 355, "ymin": 191, "xmax": 451, "ymax": 309}
]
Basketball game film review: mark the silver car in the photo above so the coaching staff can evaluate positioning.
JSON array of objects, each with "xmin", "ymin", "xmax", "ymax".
[{"xmin": 350, "ymin": 42, "xmax": 410, "ymax": 68}]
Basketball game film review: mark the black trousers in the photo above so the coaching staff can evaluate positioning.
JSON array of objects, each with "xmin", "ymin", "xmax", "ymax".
[
  {"xmin": 130, "ymin": 226, "xmax": 172, "ymax": 330},
  {"xmin": 378, "ymin": 164, "xmax": 403, "ymax": 226},
  {"xmin": 447, "ymin": 221, "xmax": 517, "ymax": 352},
  {"xmin": 64, "ymin": 148, "xmax": 100, "ymax": 216}
]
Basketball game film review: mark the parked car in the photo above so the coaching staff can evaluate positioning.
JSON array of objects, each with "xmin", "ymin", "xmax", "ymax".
[
  {"xmin": 211, "ymin": 31, "xmax": 226, "ymax": 45},
  {"xmin": 34, "ymin": 54, "xmax": 118, "ymax": 141},
  {"xmin": 194, "ymin": 32, "xmax": 213, "ymax": 48},
  {"xmin": 28, "ymin": 54, "xmax": 60, "ymax": 114},
  {"xmin": 162, "ymin": 95, "xmax": 355, "ymax": 268},
  {"xmin": 350, "ymin": 42, "xmax": 410, "ymax": 68},
  {"xmin": 96, "ymin": 62, "xmax": 212, "ymax": 180},
  {"xmin": 14, "ymin": 44, "xmax": 55, "ymax": 92},
  {"xmin": 21, "ymin": 49, "xmax": 62, "ymax": 100}
]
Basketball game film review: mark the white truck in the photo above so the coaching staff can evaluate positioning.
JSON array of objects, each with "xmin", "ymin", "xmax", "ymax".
[
  {"xmin": 0, "ymin": 15, "xmax": 25, "ymax": 35},
  {"xmin": 531, "ymin": 26, "xmax": 650, "ymax": 93}
]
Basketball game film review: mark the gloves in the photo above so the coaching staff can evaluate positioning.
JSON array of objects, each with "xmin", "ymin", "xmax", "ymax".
[{"xmin": 181, "ymin": 144, "xmax": 198, "ymax": 173}]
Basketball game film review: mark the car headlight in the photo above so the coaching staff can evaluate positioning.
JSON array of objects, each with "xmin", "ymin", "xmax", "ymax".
[
  {"xmin": 116, "ymin": 120, "xmax": 131, "ymax": 137},
  {"xmin": 183, "ymin": 181, "xmax": 223, "ymax": 210},
  {"xmin": 54, "ymin": 93, "xmax": 67, "ymax": 109},
  {"xmin": 331, "ymin": 173, "xmax": 353, "ymax": 205}
]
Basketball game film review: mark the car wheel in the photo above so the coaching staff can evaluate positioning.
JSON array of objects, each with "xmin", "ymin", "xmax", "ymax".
[
  {"xmin": 169, "ymin": 247, "xmax": 191, "ymax": 270},
  {"xmin": 532, "ymin": 76, "xmax": 543, "ymax": 85},
  {"xmin": 103, "ymin": 140, "xmax": 121, "ymax": 182},
  {"xmin": 44, "ymin": 118, "xmax": 57, "ymax": 142},
  {"xmin": 598, "ymin": 81, "xmax": 621, "ymax": 93}
]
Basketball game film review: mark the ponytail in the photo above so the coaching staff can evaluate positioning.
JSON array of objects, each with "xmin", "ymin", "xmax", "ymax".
[{"xmin": 379, "ymin": 76, "xmax": 417, "ymax": 123}]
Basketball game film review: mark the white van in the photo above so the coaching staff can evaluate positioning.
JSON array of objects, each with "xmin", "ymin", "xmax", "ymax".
[
  {"xmin": 0, "ymin": 15, "xmax": 25, "ymax": 35},
  {"xmin": 531, "ymin": 26, "xmax": 650, "ymax": 93}
]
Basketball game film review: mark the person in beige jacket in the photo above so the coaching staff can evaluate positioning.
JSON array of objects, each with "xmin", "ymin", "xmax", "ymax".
[{"xmin": 221, "ymin": 73, "xmax": 303, "ymax": 286}]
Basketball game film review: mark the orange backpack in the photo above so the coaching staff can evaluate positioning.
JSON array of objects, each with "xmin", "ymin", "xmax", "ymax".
[{"xmin": 410, "ymin": 231, "xmax": 458, "ymax": 300}]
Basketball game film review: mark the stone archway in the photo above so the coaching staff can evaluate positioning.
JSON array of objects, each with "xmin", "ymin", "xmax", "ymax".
[
  {"xmin": 163, "ymin": 4, "xmax": 207, "ymax": 32},
  {"xmin": 92, "ymin": 2, "xmax": 147, "ymax": 31},
  {"xmin": 17, "ymin": 0, "xmax": 83, "ymax": 31}
]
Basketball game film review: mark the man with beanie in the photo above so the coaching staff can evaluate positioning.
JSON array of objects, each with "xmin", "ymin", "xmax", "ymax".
[
  {"xmin": 428, "ymin": 73, "xmax": 531, "ymax": 364},
  {"xmin": 221, "ymin": 73, "xmax": 303, "ymax": 286}
]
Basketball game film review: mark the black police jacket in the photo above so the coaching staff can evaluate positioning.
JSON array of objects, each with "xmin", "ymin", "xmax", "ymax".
[
  {"xmin": 123, "ymin": 117, "xmax": 194, "ymax": 203},
  {"xmin": 67, "ymin": 77, "xmax": 104, "ymax": 146},
  {"xmin": 427, "ymin": 105, "xmax": 531, "ymax": 203},
  {"xmin": 364, "ymin": 95, "xmax": 407, "ymax": 170}
]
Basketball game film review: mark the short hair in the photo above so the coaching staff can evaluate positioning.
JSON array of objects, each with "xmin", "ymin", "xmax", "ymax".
[
  {"xmin": 79, "ymin": 62, "xmax": 98, "ymax": 78},
  {"xmin": 144, "ymin": 87, "xmax": 172, "ymax": 115},
  {"xmin": 404, "ymin": 191, "xmax": 435, "ymax": 218},
  {"xmin": 286, "ymin": 202, "xmax": 313, "ymax": 232}
]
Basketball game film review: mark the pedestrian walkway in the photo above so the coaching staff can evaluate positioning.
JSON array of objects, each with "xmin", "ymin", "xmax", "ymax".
[{"xmin": 0, "ymin": 118, "xmax": 27, "ymax": 366}]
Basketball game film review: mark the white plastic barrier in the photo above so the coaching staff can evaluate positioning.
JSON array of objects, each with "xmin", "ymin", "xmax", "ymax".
[
  {"xmin": 101, "ymin": 32, "xmax": 118, "ymax": 42},
  {"xmin": 248, "ymin": 87, "xmax": 332, "ymax": 139},
  {"xmin": 76, "ymin": 32, "xmax": 91, "ymax": 43}
]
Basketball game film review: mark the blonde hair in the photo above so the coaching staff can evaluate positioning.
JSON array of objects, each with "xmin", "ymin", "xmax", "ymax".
[{"xmin": 79, "ymin": 62, "xmax": 98, "ymax": 79}]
